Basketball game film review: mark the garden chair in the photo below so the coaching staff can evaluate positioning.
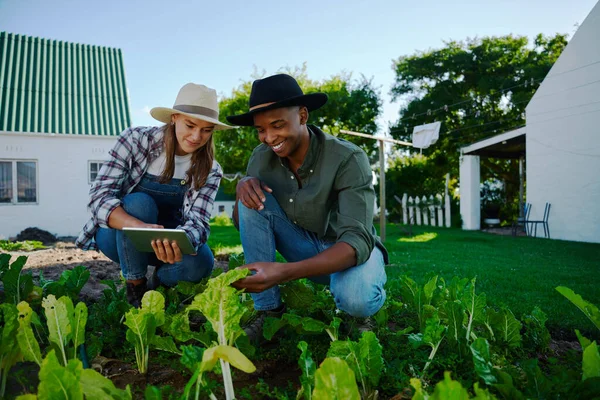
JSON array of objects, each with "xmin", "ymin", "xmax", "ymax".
[
  {"xmin": 511, "ymin": 202, "xmax": 531, "ymax": 236},
  {"xmin": 525, "ymin": 202, "xmax": 551, "ymax": 238}
]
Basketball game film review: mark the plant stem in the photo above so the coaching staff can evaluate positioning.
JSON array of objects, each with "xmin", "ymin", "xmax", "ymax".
[
  {"xmin": 0, "ymin": 363, "xmax": 7, "ymax": 399},
  {"xmin": 423, "ymin": 337, "xmax": 444, "ymax": 375},
  {"xmin": 220, "ymin": 359, "xmax": 235, "ymax": 400}
]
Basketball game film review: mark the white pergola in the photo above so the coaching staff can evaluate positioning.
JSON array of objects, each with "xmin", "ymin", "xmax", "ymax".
[{"xmin": 459, "ymin": 127, "xmax": 526, "ymax": 230}]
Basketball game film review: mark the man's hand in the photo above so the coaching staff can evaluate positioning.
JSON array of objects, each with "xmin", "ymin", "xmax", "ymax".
[
  {"xmin": 151, "ymin": 239, "xmax": 183, "ymax": 264},
  {"xmin": 231, "ymin": 262, "xmax": 287, "ymax": 292},
  {"xmin": 236, "ymin": 177, "xmax": 272, "ymax": 211}
]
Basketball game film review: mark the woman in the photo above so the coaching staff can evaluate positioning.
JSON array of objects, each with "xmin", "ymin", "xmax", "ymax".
[{"xmin": 76, "ymin": 83, "xmax": 235, "ymax": 307}]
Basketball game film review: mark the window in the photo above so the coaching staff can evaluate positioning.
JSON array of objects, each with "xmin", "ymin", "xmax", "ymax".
[
  {"xmin": 0, "ymin": 160, "xmax": 38, "ymax": 204},
  {"xmin": 88, "ymin": 161, "xmax": 104, "ymax": 184},
  {"xmin": 218, "ymin": 205, "xmax": 225, "ymax": 213}
]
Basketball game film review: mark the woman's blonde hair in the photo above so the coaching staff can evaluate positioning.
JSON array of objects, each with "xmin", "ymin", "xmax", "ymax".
[{"xmin": 159, "ymin": 122, "xmax": 215, "ymax": 189}]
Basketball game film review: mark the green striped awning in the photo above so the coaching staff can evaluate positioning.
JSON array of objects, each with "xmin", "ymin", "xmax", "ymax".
[{"xmin": 0, "ymin": 32, "xmax": 131, "ymax": 136}]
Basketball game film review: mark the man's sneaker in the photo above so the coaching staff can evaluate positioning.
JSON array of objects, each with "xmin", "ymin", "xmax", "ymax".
[
  {"xmin": 243, "ymin": 304, "xmax": 286, "ymax": 343},
  {"xmin": 126, "ymin": 278, "xmax": 147, "ymax": 308}
]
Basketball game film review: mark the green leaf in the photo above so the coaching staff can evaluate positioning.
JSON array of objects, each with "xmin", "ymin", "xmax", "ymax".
[
  {"xmin": 144, "ymin": 386, "xmax": 162, "ymax": 400},
  {"xmin": 583, "ymin": 341, "xmax": 600, "ymax": 381},
  {"xmin": 71, "ymin": 302, "xmax": 88, "ymax": 349},
  {"xmin": 489, "ymin": 308, "xmax": 522, "ymax": 349},
  {"xmin": 201, "ymin": 344, "xmax": 256, "ymax": 373},
  {"xmin": 301, "ymin": 316, "xmax": 326, "ymax": 333},
  {"xmin": 281, "ymin": 280, "xmax": 316, "ymax": 310},
  {"xmin": 80, "ymin": 368, "xmax": 132, "ymax": 399},
  {"xmin": 462, "ymin": 278, "xmax": 487, "ymax": 341},
  {"xmin": 37, "ymin": 350, "xmax": 83, "ymax": 400},
  {"xmin": 124, "ymin": 309, "xmax": 156, "ymax": 374},
  {"xmin": 50, "ymin": 266, "xmax": 90, "ymax": 301},
  {"xmin": 325, "ymin": 317, "xmax": 342, "ymax": 341},
  {"xmin": 312, "ymin": 357, "xmax": 361, "ymax": 400},
  {"xmin": 521, "ymin": 359, "xmax": 552, "ymax": 398},
  {"xmin": 188, "ymin": 268, "xmax": 250, "ymax": 346},
  {"xmin": 493, "ymin": 370, "xmax": 526, "ymax": 400},
  {"xmin": 410, "ymin": 378, "xmax": 429, "ymax": 400},
  {"xmin": 141, "ymin": 290, "xmax": 166, "ymax": 327},
  {"xmin": 42, "ymin": 295, "xmax": 74, "ymax": 365},
  {"xmin": 472, "ymin": 383, "xmax": 497, "ymax": 399},
  {"xmin": 180, "ymin": 345, "xmax": 204, "ymax": 373},
  {"xmin": 522, "ymin": 306, "xmax": 551, "ymax": 351},
  {"xmin": 423, "ymin": 275, "xmax": 438, "ymax": 305},
  {"xmin": 470, "ymin": 338, "xmax": 497, "ymax": 385},
  {"xmin": 358, "ymin": 331, "xmax": 384, "ymax": 388},
  {"xmin": 174, "ymin": 281, "xmax": 207, "ymax": 297},
  {"xmin": 423, "ymin": 313, "xmax": 446, "ymax": 348},
  {"xmin": 576, "ymin": 329, "xmax": 593, "ymax": 349},
  {"xmin": 151, "ymin": 336, "xmax": 181, "ymax": 355},
  {"xmin": 15, "ymin": 395, "xmax": 38, "ymax": 400},
  {"xmin": 263, "ymin": 316, "xmax": 287, "ymax": 341},
  {"xmin": 3, "ymin": 255, "xmax": 31, "ymax": 304},
  {"xmin": 556, "ymin": 286, "xmax": 600, "ymax": 332},
  {"xmin": 0, "ymin": 303, "xmax": 21, "ymax": 378},
  {"xmin": 430, "ymin": 371, "xmax": 469, "ymax": 399},
  {"xmin": 16, "ymin": 301, "xmax": 42, "ymax": 366},
  {"xmin": 445, "ymin": 300, "xmax": 466, "ymax": 344},
  {"xmin": 297, "ymin": 341, "xmax": 316, "ymax": 400},
  {"xmin": 326, "ymin": 340, "xmax": 363, "ymax": 389}
]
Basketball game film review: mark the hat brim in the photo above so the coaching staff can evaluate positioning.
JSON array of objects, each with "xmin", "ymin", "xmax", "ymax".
[
  {"xmin": 226, "ymin": 93, "xmax": 328, "ymax": 126},
  {"xmin": 150, "ymin": 107, "xmax": 236, "ymax": 130}
]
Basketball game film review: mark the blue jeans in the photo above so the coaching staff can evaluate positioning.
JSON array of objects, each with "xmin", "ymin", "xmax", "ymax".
[
  {"xmin": 238, "ymin": 193, "xmax": 387, "ymax": 317},
  {"xmin": 95, "ymin": 191, "xmax": 214, "ymax": 287}
]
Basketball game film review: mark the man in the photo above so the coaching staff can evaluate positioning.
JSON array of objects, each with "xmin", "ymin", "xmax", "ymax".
[{"xmin": 227, "ymin": 74, "xmax": 388, "ymax": 340}]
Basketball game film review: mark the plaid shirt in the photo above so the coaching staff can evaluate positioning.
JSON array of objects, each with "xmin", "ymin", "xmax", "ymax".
[{"xmin": 75, "ymin": 126, "xmax": 223, "ymax": 251}]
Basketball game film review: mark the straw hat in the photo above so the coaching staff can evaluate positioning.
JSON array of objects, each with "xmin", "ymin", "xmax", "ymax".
[{"xmin": 150, "ymin": 83, "xmax": 234, "ymax": 130}]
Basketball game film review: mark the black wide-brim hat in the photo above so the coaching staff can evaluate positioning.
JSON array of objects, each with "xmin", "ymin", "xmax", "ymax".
[{"xmin": 226, "ymin": 74, "xmax": 328, "ymax": 126}]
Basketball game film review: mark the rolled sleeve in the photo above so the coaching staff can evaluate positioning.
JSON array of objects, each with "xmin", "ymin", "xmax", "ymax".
[{"xmin": 334, "ymin": 151, "xmax": 376, "ymax": 266}]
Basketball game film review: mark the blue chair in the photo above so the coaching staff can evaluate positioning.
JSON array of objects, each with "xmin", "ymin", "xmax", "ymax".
[{"xmin": 512, "ymin": 202, "xmax": 531, "ymax": 236}]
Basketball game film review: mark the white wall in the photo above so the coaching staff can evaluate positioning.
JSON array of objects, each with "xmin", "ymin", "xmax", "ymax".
[
  {"xmin": 213, "ymin": 201, "xmax": 235, "ymax": 219},
  {"xmin": 0, "ymin": 132, "xmax": 117, "ymax": 238},
  {"xmin": 525, "ymin": 2, "xmax": 600, "ymax": 243},
  {"xmin": 459, "ymin": 155, "xmax": 481, "ymax": 230}
]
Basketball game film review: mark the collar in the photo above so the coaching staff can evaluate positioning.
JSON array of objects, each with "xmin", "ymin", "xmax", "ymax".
[{"xmin": 296, "ymin": 125, "xmax": 322, "ymax": 176}]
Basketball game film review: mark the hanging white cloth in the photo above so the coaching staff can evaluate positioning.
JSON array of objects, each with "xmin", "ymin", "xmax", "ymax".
[{"xmin": 412, "ymin": 121, "xmax": 441, "ymax": 149}]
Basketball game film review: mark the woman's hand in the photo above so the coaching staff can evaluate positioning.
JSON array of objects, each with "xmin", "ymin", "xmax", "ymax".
[
  {"xmin": 236, "ymin": 177, "xmax": 272, "ymax": 210},
  {"xmin": 151, "ymin": 239, "xmax": 183, "ymax": 264}
]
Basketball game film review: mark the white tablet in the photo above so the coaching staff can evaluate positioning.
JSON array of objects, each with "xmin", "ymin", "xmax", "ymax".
[{"xmin": 122, "ymin": 228, "xmax": 196, "ymax": 255}]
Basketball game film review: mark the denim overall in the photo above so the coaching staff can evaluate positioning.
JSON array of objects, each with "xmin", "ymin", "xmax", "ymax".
[{"xmin": 95, "ymin": 173, "xmax": 214, "ymax": 286}]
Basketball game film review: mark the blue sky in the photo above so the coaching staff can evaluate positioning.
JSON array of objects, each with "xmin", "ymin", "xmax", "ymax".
[{"xmin": 1, "ymin": 0, "xmax": 597, "ymax": 131}]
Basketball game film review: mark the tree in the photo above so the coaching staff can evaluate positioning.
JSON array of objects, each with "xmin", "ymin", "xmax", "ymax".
[
  {"xmin": 387, "ymin": 34, "xmax": 568, "ymax": 222},
  {"xmin": 215, "ymin": 65, "xmax": 382, "ymax": 193}
]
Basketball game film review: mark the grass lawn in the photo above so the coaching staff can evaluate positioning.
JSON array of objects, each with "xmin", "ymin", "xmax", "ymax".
[{"xmin": 208, "ymin": 222, "xmax": 600, "ymax": 337}]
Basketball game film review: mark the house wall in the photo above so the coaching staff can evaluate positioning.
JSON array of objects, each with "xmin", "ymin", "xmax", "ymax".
[
  {"xmin": 0, "ymin": 132, "xmax": 116, "ymax": 238},
  {"xmin": 525, "ymin": 2, "xmax": 600, "ymax": 243},
  {"xmin": 213, "ymin": 201, "xmax": 235, "ymax": 219}
]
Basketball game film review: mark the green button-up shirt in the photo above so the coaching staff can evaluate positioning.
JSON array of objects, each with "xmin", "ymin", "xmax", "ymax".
[{"xmin": 246, "ymin": 125, "xmax": 388, "ymax": 266}]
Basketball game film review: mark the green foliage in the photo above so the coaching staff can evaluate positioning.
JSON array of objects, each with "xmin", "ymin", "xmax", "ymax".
[
  {"xmin": 40, "ymin": 266, "xmax": 90, "ymax": 302},
  {"xmin": 0, "ymin": 254, "xmax": 34, "ymax": 304},
  {"xmin": 297, "ymin": 341, "xmax": 316, "ymax": 400},
  {"xmin": 215, "ymin": 65, "xmax": 382, "ymax": 190},
  {"xmin": 124, "ymin": 290, "xmax": 166, "ymax": 374},
  {"xmin": 556, "ymin": 286, "xmax": 600, "ymax": 332},
  {"xmin": 42, "ymin": 294, "xmax": 88, "ymax": 366},
  {"xmin": 522, "ymin": 306, "xmax": 551, "ymax": 352},
  {"xmin": 16, "ymin": 301, "xmax": 42, "ymax": 366},
  {"xmin": 312, "ymin": 357, "xmax": 361, "ymax": 400},
  {"xmin": 210, "ymin": 212, "xmax": 233, "ymax": 227},
  {"xmin": 86, "ymin": 280, "xmax": 130, "ymax": 359},
  {"xmin": 24, "ymin": 350, "xmax": 132, "ymax": 400},
  {"xmin": 0, "ymin": 303, "xmax": 21, "ymax": 397},
  {"xmin": 389, "ymin": 34, "xmax": 568, "ymax": 221},
  {"xmin": 0, "ymin": 240, "xmax": 46, "ymax": 252}
]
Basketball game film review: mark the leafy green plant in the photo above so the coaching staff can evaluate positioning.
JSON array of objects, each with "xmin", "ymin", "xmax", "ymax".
[
  {"xmin": 41, "ymin": 294, "xmax": 88, "ymax": 366},
  {"xmin": 123, "ymin": 290, "xmax": 170, "ymax": 374},
  {"xmin": 312, "ymin": 357, "xmax": 361, "ymax": 400},
  {"xmin": 326, "ymin": 331, "xmax": 384, "ymax": 399},
  {"xmin": 399, "ymin": 275, "xmax": 438, "ymax": 331},
  {"xmin": 0, "ymin": 240, "xmax": 46, "ymax": 252},
  {"xmin": 408, "ymin": 311, "xmax": 446, "ymax": 374},
  {"xmin": 297, "ymin": 341, "xmax": 316, "ymax": 400},
  {"xmin": 40, "ymin": 266, "xmax": 90, "ymax": 302},
  {"xmin": 0, "ymin": 254, "xmax": 36, "ymax": 304},
  {"xmin": 15, "ymin": 349, "xmax": 132, "ymax": 400},
  {"xmin": 185, "ymin": 268, "xmax": 255, "ymax": 400},
  {"xmin": 0, "ymin": 303, "xmax": 21, "ymax": 398},
  {"xmin": 411, "ymin": 371, "xmax": 497, "ymax": 399},
  {"xmin": 16, "ymin": 301, "xmax": 43, "ymax": 367}
]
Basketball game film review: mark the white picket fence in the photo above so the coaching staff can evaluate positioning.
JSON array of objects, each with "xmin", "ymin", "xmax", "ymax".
[{"xmin": 395, "ymin": 193, "xmax": 451, "ymax": 228}]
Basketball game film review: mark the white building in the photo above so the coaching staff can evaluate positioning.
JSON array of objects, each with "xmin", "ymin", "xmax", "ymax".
[
  {"xmin": 0, "ymin": 32, "xmax": 129, "ymax": 238},
  {"xmin": 460, "ymin": 2, "xmax": 600, "ymax": 243}
]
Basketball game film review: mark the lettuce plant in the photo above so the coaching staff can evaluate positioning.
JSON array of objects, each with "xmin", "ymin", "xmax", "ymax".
[
  {"xmin": 312, "ymin": 357, "xmax": 360, "ymax": 400},
  {"xmin": 0, "ymin": 303, "xmax": 21, "ymax": 398},
  {"xmin": 185, "ymin": 268, "xmax": 255, "ymax": 400},
  {"xmin": 123, "ymin": 290, "xmax": 168, "ymax": 374}
]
